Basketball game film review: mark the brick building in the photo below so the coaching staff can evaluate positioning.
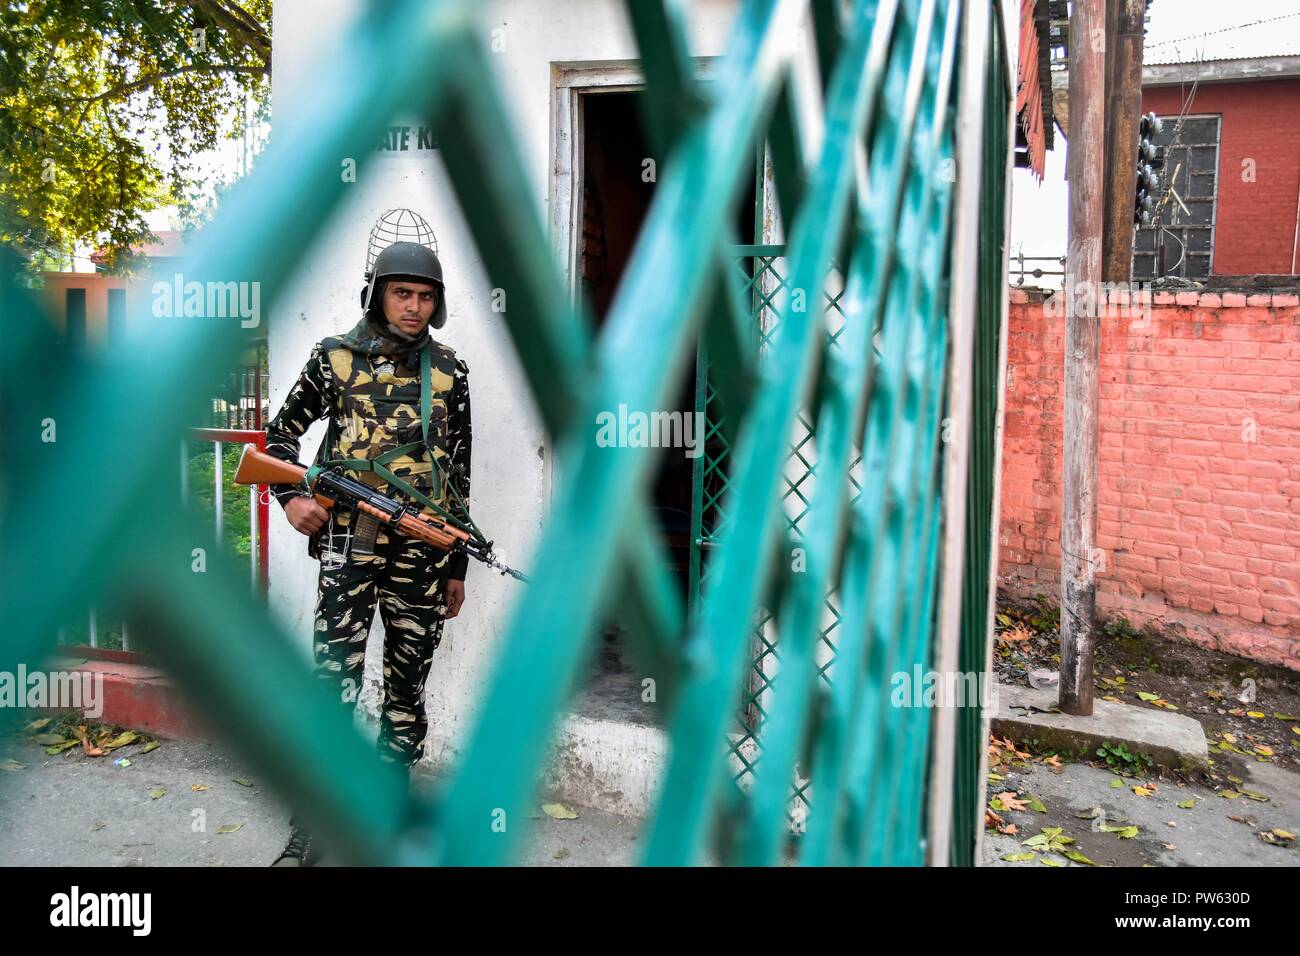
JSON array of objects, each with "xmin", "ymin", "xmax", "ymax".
[
  {"xmin": 1136, "ymin": 55, "xmax": 1300, "ymax": 279},
  {"xmin": 999, "ymin": 288, "xmax": 1300, "ymax": 670}
]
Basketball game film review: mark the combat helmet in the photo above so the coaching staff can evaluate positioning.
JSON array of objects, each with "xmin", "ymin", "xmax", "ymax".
[{"xmin": 360, "ymin": 208, "xmax": 447, "ymax": 329}]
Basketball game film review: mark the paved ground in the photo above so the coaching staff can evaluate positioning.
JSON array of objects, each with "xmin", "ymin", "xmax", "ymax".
[
  {"xmin": 6, "ymin": 722, "xmax": 1297, "ymax": 868},
  {"xmin": 981, "ymin": 757, "xmax": 1300, "ymax": 867},
  {"xmin": 0, "ymin": 736, "xmax": 640, "ymax": 867}
]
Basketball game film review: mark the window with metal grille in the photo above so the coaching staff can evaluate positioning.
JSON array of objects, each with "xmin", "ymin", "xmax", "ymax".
[{"xmin": 1132, "ymin": 114, "xmax": 1220, "ymax": 280}]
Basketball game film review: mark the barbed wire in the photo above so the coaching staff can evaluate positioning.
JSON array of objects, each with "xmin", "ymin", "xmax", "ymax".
[{"xmin": 1146, "ymin": 10, "xmax": 1300, "ymax": 48}]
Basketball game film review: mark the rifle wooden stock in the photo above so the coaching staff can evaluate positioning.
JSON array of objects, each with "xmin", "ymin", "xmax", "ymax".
[
  {"xmin": 234, "ymin": 444, "xmax": 336, "ymax": 508},
  {"xmin": 234, "ymin": 442, "xmax": 527, "ymax": 580}
]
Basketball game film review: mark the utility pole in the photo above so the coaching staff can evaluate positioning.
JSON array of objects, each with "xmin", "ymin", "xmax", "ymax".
[
  {"xmin": 1102, "ymin": 0, "xmax": 1149, "ymax": 282},
  {"xmin": 1059, "ymin": 0, "xmax": 1107, "ymax": 716}
]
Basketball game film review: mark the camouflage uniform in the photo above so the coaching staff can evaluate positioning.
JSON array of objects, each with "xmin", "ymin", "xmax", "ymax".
[{"xmin": 265, "ymin": 318, "xmax": 470, "ymax": 769}]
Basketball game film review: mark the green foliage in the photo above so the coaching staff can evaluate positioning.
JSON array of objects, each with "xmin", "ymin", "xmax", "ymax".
[
  {"xmin": 1021, "ymin": 737, "xmax": 1080, "ymax": 761},
  {"xmin": 0, "ymin": 1, "xmax": 272, "ymax": 271},
  {"xmin": 1027, "ymin": 594, "xmax": 1059, "ymax": 632},
  {"xmin": 1095, "ymin": 740, "xmax": 1154, "ymax": 776},
  {"xmin": 186, "ymin": 442, "xmax": 254, "ymax": 562},
  {"xmin": 1102, "ymin": 614, "xmax": 1140, "ymax": 640}
]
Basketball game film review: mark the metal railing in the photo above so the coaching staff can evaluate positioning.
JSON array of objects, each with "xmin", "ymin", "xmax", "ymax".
[
  {"xmin": 1009, "ymin": 251, "xmax": 1065, "ymax": 287},
  {"xmin": 55, "ymin": 430, "xmax": 271, "ymax": 659},
  {"xmin": 184, "ymin": 429, "xmax": 271, "ymax": 600},
  {"xmin": 2, "ymin": 0, "xmax": 1011, "ymax": 866}
]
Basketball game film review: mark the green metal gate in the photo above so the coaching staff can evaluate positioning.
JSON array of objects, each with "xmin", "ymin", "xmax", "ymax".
[
  {"xmin": 2, "ymin": 0, "xmax": 1011, "ymax": 866},
  {"xmin": 691, "ymin": 247, "xmax": 858, "ymax": 832}
]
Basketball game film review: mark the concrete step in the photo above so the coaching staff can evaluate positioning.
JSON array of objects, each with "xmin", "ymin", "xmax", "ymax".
[{"xmin": 991, "ymin": 681, "xmax": 1210, "ymax": 770}]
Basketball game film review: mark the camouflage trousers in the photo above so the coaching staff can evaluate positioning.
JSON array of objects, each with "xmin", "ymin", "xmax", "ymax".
[{"xmin": 311, "ymin": 527, "xmax": 451, "ymax": 770}]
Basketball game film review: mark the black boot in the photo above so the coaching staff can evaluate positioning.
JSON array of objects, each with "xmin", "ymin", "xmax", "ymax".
[{"xmin": 271, "ymin": 821, "xmax": 324, "ymax": 867}]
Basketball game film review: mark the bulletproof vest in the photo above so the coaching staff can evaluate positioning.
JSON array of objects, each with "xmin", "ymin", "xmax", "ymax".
[{"xmin": 315, "ymin": 338, "xmax": 459, "ymax": 522}]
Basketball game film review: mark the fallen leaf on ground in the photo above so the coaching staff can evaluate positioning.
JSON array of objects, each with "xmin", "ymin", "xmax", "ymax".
[
  {"xmin": 1137, "ymin": 692, "xmax": 1160, "ymax": 702},
  {"xmin": 542, "ymin": 803, "xmax": 578, "ymax": 820},
  {"xmin": 139, "ymin": 741, "xmax": 160, "ymax": 754},
  {"xmin": 1040, "ymin": 856, "xmax": 1065, "ymax": 866},
  {"xmin": 232, "ymin": 778, "xmax": 253, "ymax": 787},
  {"xmin": 149, "ymin": 789, "xmax": 166, "ymax": 799},
  {"xmin": 996, "ymin": 791, "xmax": 1028, "ymax": 812},
  {"xmin": 1109, "ymin": 778, "xmax": 1124, "ymax": 788},
  {"xmin": 1002, "ymin": 852, "xmax": 1037, "ymax": 862},
  {"xmin": 23, "ymin": 718, "xmax": 51, "ymax": 732},
  {"xmin": 1100, "ymin": 825, "xmax": 1140, "ymax": 838},
  {"xmin": 1062, "ymin": 850, "xmax": 1095, "ymax": 865},
  {"xmin": 216, "ymin": 824, "xmax": 243, "ymax": 834},
  {"xmin": 192, "ymin": 784, "xmax": 209, "ymax": 792},
  {"xmin": 1177, "ymin": 799, "xmax": 1197, "ymax": 809},
  {"xmin": 102, "ymin": 731, "xmax": 138, "ymax": 750}
]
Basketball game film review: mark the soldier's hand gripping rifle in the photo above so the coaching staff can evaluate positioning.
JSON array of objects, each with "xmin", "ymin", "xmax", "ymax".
[{"xmin": 233, "ymin": 445, "xmax": 529, "ymax": 582}]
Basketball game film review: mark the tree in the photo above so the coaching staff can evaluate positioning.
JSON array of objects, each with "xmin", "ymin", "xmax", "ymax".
[{"xmin": 0, "ymin": 1, "xmax": 272, "ymax": 274}]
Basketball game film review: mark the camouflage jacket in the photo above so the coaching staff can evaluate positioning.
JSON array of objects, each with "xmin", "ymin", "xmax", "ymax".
[{"xmin": 265, "ymin": 334, "xmax": 471, "ymax": 580}]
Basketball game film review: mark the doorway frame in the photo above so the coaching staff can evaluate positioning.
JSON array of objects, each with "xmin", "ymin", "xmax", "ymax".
[{"xmin": 550, "ymin": 59, "xmax": 732, "ymax": 297}]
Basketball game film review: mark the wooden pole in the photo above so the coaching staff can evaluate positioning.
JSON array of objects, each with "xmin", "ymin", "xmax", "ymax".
[
  {"xmin": 1059, "ymin": 0, "xmax": 1107, "ymax": 716},
  {"xmin": 1102, "ymin": 0, "xmax": 1149, "ymax": 282}
]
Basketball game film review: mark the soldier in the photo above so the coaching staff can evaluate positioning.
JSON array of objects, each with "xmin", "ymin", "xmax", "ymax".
[{"xmin": 263, "ymin": 240, "xmax": 471, "ymax": 866}]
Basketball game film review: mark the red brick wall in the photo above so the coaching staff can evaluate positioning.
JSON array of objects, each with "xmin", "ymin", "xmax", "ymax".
[
  {"xmin": 1141, "ymin": 79, "xmax": 1300, "ymax": 276},
  {"xmin": 999, "ymin": 289, "xmax": 1300, "ymax": 669}
]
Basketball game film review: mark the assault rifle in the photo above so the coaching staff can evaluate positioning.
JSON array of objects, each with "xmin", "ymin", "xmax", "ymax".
[{"xmin": 233, "ymin": 445, "xmax": 528, "ymax": 582}]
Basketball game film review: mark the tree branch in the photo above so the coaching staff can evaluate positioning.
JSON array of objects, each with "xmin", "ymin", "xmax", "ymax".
[
  {"xmin": 184, "ymin": 0, "xmax": 272, "ymax": 65},
  {"xmin": 63, "ymin": 63, "xmax": 267, "ymax": 106}
]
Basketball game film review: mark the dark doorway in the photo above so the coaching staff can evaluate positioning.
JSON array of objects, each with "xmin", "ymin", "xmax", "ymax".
[{"xmin": 572, "ymin": 89, "xmax": 757, "ymax": 725}]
